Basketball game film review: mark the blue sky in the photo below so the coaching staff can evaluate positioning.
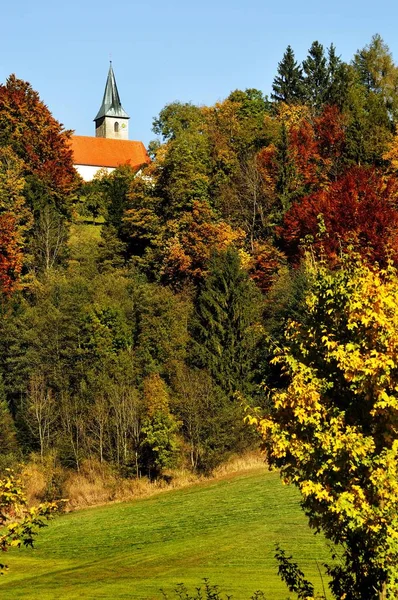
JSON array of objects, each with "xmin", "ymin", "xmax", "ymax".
[{"xmin": 1, "ymin": 0, "xmax": 397, "ymax": 147}]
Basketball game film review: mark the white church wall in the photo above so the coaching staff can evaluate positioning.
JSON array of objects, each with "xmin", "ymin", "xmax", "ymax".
[{"xmin": 74, "ymin": 164, "xmax": 115, "ymax": 182}]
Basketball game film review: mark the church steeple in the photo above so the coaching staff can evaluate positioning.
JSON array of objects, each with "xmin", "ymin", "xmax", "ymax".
[{"xmin": 94, "ymin": 63, "xmax": 129, "ymax": 139}]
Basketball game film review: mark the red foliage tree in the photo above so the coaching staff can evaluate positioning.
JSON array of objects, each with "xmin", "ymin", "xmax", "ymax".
[
  {"xmin": 248, "ymin": 242, "xmax": 286, "ymax": 294},
  {"xmin": 0, "ymin": 75, "xmax": 78, "ymax": 211},
  {"xmin": 313, "ymin": 104, "xmax": 346, "ymax": 173},
  {"xmin": 288, "ymin": 104, "xmax": 346, "ymax": 189},
  {"xmin": 289, "ymin": 118, "xmax": 323, "ymax": 189},
  {"xmin": 279, "ymin": 166, "xmax": 398, "ymax": 267},
  {"xmin": 0, "ymin": 213, "xmax": 23, "ymax": 296},
  {"xmin": 0, "ymin": 146, "xmax": 32, "ymax": 296},
  {"xmin": 256, "ymin": 105, "xmax": 347, "ymax": 225}
]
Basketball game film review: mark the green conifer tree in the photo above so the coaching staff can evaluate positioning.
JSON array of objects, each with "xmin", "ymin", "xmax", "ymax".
[
  {"xmin": 190, "ymin": 248, "xmax": 262, "ymax": 397},
  {"xmin": 271, "ymin": 46, "xmax": 305, "ymax": 104},
  {"xmin": 274, "ymin": 122, "xmax": 298, "ymax": 219},
  {"xmin": 324, "ymin": 44, "xmax": 350, "ymax": 108},
  {"xmin": 0, "ymin": 373, "xmax": 18, "ymax": 456},
  {"xmin": 302, "ymin": 41, "xmax": 329, "ymax": 110}
]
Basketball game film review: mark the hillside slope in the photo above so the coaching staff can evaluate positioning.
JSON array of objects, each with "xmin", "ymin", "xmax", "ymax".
[{"xmin": 0, "ymin": 468, "xmax": 329, "ymax": 599}]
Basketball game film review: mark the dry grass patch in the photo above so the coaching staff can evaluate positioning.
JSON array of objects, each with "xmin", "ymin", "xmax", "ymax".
[
  {"xmin": 20, "ymin": 451, "xmax": 267, "ymax": 511},
  {"xmin": 213, "ymin": 451, "xmax": 266, "ymax": 478}
]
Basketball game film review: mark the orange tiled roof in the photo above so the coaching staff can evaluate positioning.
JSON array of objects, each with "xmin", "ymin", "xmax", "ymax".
[{"xmin": 70, "ymin": 135, "xmax": 150, "ymax": 169}]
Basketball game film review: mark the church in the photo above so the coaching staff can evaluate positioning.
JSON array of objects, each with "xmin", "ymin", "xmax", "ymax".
[{"xmin": 70, "ymin": 64, "xmax": 149, "ymax": 181}]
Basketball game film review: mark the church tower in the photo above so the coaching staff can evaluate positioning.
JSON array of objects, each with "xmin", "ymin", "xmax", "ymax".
[{"xmin": 94, "ymin": 62, "xmax": 129, "ymax": 140}]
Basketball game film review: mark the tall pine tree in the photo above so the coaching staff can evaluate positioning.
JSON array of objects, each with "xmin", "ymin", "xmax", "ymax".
[
  {"xmin": 0, "ymin": 373, "xmax": 17, "ymax": 457},
  {"xmin": 190, "ymin": 248, "xmax": 262, "ymax": 397},
  {"xmin": 302, "ymin": 41, "xmax": 329, "ymax": 110},
  {"xmin": 324, "ymin": 43, "xmax": 350, "ymax": 108},
  {"xmin": 272, "ymin": 46, "xmax": 305, "ymax": 104}
]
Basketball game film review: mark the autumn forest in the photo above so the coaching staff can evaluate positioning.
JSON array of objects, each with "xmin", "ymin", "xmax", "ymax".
[{"xmin": 2, "ymin": 34, "xmax": 398, "ymax": 598}]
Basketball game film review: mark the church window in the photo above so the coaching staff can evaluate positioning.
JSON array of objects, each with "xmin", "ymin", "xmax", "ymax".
[{"xmin": 114, "ymin": 122, "xmax": 119, "ymax": 132}]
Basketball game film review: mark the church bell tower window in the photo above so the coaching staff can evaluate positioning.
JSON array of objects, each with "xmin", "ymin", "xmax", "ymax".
[{"xmin": 114, "ymin": 122, "xmax": 119, "ymax": 133}]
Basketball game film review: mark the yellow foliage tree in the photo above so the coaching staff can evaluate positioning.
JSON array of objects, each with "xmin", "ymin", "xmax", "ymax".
[
  {"xmin": 250, "ymin": 255, "xmax": 398, "ymax": 600},
  {"xmin": 384, "ymin": 128, "xmax": 398, "ymax": 170},
  {"xmin": 142, "ymin": 374, "xmax": 180, "ymax": 477},
  {"xmin": 0, "ymin": 470, "xmax": 58, "ymax": 573},
  {"xmin": 276, "ymin": 102, "xmax": 311, "ymax": 131}
]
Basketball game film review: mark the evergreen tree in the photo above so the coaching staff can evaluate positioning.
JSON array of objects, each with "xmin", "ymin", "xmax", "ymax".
[
  {"xmin": 190, "ymin": 248, "xmax": 263, "ymax": 397},
  {"xmin": 324, "ymin": 44, "xmax": 350, "ymax": 108},
  {"xmin": 274, "ymin": 122, "xmax": 298, "ymax": 218},
  {"xmin": 0, "ymin": 373, "xmax": 18, "ymax": 457},
  {"xmin": 302, "ymin": 41, "xmax": 329, "ymax": 110},
  {"xmin": 272, "ymin": 46, "xmax": 305, "ymax": 104},
  {"xmin": 99, "ymin": 165, "xmax": 137, "ymax": 236}
]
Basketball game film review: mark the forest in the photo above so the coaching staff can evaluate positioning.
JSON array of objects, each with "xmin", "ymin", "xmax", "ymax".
[{"xmin": 2, "ymin": 34, "xmax": 398, "ymax": 598}]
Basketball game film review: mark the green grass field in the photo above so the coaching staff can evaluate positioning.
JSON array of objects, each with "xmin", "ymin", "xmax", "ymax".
[{"xmin": 0, "ymin": 468, "xmax": 330, "ymax": 599}]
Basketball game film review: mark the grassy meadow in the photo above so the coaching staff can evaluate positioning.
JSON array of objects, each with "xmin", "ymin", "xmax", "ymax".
[{"xmin": 0, "ymin": 468, "xmax": 330, "ymax": 600}]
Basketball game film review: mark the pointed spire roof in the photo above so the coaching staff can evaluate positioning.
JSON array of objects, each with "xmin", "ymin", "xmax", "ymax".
[{"xmin": 94, "ymin": 62, "xmax": 129, "ymax": 121}]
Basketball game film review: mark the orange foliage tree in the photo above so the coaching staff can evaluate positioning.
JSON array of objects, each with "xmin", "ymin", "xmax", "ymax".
[
  {"xmin": 257, "ymin": 104, "xmax": 346, "ymax": 216},
  {"xmin": 289, "ymin": 104, "xmax": 346, "ymax": 188},
  {"xmin": 0, "ymin": 213, "xmax": 23, "ymax": 296},
  {"xmin": 247, "ymin": 241, "xmax": 287, "ymax": 294},
  {"xmin": 0, "ymin": 75, "xmax": 78, "ymax": 212},
  {"xmin": 0, "ymin": 147, "xmax": 32, "ymax": 295},
  {"xmin": 161, "ymin": 200, "xmax": 246, "ymax": 284}
]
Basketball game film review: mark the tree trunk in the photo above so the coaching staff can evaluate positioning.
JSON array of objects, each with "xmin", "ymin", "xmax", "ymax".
[{"xmin": 379, "ymin": 581, "xmax": 387, "ymax": 600}]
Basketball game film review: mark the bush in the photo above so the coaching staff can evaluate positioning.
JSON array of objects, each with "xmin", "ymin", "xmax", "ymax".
[{"xmin": 160, "ymin": 579, "xmax": 266, "ymax": 600}]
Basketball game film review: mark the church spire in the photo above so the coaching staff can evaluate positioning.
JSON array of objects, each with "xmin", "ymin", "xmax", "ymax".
[{"xmin": 94, "ymin": 63, "xmax": 129, "ymax": 139}]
